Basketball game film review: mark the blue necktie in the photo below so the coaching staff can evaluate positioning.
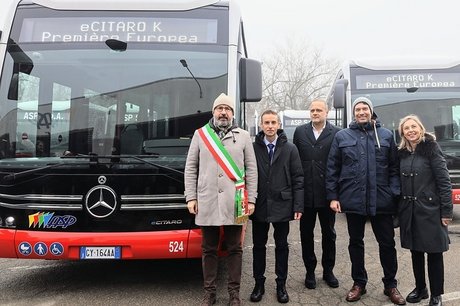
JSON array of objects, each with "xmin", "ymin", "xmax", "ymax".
[{"xmin": 268, "ymin": 143, "xmax": 274, "ymax": 163}]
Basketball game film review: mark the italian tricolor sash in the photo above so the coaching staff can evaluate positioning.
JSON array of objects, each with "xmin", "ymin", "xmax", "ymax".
[{"xmin": 198, "ymin": 123, "xmax": 249, "ymax": 224}]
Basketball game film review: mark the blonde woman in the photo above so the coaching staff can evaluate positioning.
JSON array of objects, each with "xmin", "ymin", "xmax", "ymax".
[{"xmin": 398, "ymin": 115, "xmax": 453, "ymax": 306}]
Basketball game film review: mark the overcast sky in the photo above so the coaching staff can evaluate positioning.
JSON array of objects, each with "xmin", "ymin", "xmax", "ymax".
[{"xmin": 239, "ymin": 0, "xmax": 460, "ymax": 61}]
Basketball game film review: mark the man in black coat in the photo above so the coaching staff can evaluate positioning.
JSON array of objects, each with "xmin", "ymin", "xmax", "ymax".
[
  {"xmin": 293, "ymin": 99, "xmax": 341, "ymax": 290},
  {"xmin": 250, "ymin": 110, "xmax": 304, "ymax": 304}
]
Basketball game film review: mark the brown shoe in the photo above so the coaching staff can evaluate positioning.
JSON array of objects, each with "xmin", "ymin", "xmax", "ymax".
[
  {"xmin": 228, "ymin": 292, "xmax": 241, "ymax": 306},
  {"xmin": 346, "ymin": 284, "xmax": 367, "ymax": 302},
  {"xmin": 201, "ymin": 292, "xmax": 216, "ymax": 306},
  {"xmin": 384, "ymin": 287, "xmax": 406, "ymax": 305}
]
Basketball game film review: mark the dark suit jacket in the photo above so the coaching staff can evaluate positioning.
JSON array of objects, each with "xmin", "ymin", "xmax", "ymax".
[
  {"xmin": 252, "ymin": 130, "xmax": 304, "ymax": 223},
  {"xmin": 293, "ymin": 121, "xmax": 340, "ymax": 209}
]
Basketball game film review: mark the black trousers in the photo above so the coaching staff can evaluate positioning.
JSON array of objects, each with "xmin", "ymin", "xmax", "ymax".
[
  {"xmin": 346, "ymin": 213, "xmax": 398, "ymax": 289},
  {"xmin": 201, "ymin": 225, "xmax": 243, "ymax": 295},
  {"xmin": 252, "ymin": 220, "xmax": 290, "ymax": 286},
  {"xmin": 300, "ymin": 207, "xmax": 337, "ymax": 274},
  {"xmin": 411, "ymin": 250, "xmax": 444, "ymax": 296}
]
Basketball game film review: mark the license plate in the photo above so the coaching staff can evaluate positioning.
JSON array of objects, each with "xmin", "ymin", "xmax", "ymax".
[{"xmin": 80, "ymin": 246, "xmax": 121, "ymax": 259}]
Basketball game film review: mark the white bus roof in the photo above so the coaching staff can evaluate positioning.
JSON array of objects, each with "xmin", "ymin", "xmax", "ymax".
[
  {"xmin": 349, "ymin": 57, "xmax": 460, "ymax": 70},
  {"xmin": 32, "ymin": 0, "xmax": 221, "ymax": 11}
]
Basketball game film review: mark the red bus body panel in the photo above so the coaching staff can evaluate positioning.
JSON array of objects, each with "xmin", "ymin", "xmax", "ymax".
[
  {"xmin": 1, "ymin": 229, "xmax": 203, "ymax": 259},
  {"xmin": 0, "ymin": 224, "xmax": 247, "ymax": 259},
  {"xmin": 452, "ymin": 188, "xmax": 460, "ymax": 204}
]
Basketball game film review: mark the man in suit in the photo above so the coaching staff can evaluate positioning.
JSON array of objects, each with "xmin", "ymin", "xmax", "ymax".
[
  {"xmin": 250, "ymin": 109, "xmax": 304, "ymax": 303},
  {"xmin": 293, "ymin": 99, "xmax": 340, "ymax": 289}
]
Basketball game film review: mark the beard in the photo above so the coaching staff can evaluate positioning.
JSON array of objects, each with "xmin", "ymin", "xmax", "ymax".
[{"xmin": 213, "ymin": 117, "xmax": 231, "ymax": 129}]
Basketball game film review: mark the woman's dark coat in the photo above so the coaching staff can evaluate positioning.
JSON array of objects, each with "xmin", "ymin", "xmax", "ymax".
[
  {"xmin": 252, "ymin": 130, "xmax": 304, "ymax": 223},
  {"xmin": 398, "ymin": 133, "xmax": 453, "ymax": 253},
  {"xmin": 326, "ymin": 120, "xmax": 400, "ymax": 216},
  {"xmin": 293, "ymin": 121, "xmax": 340, "ymax": 208}
]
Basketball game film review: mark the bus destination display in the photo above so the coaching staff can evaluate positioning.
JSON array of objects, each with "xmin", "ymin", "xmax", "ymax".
[
  {"xmin": 356, "ymin": 72, "xmax": 460, "ymax": 89},
  {"xmin": 19, "ymin": 17, "xmax": 218, "ymax": 44}
]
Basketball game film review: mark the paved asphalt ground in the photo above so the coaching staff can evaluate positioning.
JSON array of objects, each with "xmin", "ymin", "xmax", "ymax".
[
  {"xmin": 0, "ymin": 207, "xmax": 459, "ymax": 306},
  {"xmin": 222, "ymin": 205, "xmax": 460, "ymax": 306}
]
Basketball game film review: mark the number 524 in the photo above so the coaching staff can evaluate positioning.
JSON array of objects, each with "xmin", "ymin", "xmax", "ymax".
[{"xmin": 169, "ymin": 241, "xmax": 184, "ymax": 253}]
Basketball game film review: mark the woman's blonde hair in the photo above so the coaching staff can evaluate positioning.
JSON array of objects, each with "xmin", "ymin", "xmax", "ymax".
[{"xmin": 398, "ymin": 114, "xmax": 429, "ymax": 150}]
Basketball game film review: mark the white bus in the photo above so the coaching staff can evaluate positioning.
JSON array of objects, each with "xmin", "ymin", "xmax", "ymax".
[
  {"xmin": 279, "ymin": 110, "xmax": 309, "ymax": 141},
  {"xmin": 279, "ymin": 109, "xmax": 341, "ymax": 141},
  {"xmin": 327, "ymin": 57, "xmax": 460, "ymax": 204},
  {"xmin": 0, "ymin": 0, "xmax": 261, "ymax": 260}
]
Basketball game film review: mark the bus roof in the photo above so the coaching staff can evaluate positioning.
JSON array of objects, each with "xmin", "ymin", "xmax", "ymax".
[
  {"xmin": 29, "ymin": 0, "xmax": 221, "ymax": 11},
  {"xmin": 349, "ymin": 57, "xmax": 460, "ymax": 70}
]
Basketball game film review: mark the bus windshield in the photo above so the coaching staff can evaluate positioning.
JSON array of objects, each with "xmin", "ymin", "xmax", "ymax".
[
  {"xmin": 350, "ymin": 67, "xmax": 460, "ymax": 167},
  {"xmin": 0, "ymin": 6, "xmax": 228, "ymax": 161}
]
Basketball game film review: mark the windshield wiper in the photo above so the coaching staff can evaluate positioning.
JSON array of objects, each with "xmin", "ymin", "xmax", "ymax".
[
  {"xmin": 126, "ymin": 155, "xmax": 184, "ymax": 176},
  {"xmin": 2, "ymin": 161, "xmax": 90, "ymax": 183},
  {"xmin": 63, "ymin": 153, "xmax": 184, "ymax": 176},
  {"xmin": 2, "ymin": 153, "xmax": 111, "ymax": 182},
  {"xmin": 2, "ymin": 153, "xmax": 183, "ymax": 183}
]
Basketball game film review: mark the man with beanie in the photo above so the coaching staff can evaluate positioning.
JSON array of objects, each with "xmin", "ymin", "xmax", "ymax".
[
  {"xmin": 326, "ymin": 97, "xmax": 406, "ymax": 305},
  {"xmin": 185, "ymin": 93, "xmax": 257, "ymax": 306}
]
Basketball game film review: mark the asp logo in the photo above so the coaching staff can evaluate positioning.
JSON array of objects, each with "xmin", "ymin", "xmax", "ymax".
[{"xmin": 28, "ymin": 212, "xmax": 77, "ymax": 229}]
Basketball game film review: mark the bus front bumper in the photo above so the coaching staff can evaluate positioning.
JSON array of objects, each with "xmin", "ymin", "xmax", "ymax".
[{"xmin": 0, "ymin": 229, "xmax": 203, "ymax": 260}]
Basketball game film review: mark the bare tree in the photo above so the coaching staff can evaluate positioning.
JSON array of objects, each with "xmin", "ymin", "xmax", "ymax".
[{"xmin": 258, "ymin": 38, "xmax": 339, "ymax": 112}]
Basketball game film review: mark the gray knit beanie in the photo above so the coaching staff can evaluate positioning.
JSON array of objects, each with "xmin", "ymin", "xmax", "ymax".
[{"xmin": 352, "ymin": 96, "xmax": 373, "ymax": 115}]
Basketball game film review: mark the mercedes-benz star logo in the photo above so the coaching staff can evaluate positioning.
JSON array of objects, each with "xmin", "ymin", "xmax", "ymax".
[
  {"xmin": 98, "ymin": 176, "xmax": 107, "ymax": 185},
  {"xmin": 85, "ymin": 185, "xmax": 117, "ymax": 218}
]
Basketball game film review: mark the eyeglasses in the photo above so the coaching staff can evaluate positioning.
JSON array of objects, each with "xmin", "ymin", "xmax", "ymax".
[{"xmin": 215, "ymin": 106, "xmax": 232, "ymax": 112}]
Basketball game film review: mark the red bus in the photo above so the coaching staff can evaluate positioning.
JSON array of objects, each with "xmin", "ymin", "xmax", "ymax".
[{"xmin": 0, "ymin": 0, "xmax": 261, "ymax": 260}]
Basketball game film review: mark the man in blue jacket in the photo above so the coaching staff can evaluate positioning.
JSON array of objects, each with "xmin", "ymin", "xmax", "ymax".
[
  {"xmin": 250, "ymin": 109, "xmax": 304, "ymax": 303},
  {"xmin": 326, "ymin": 97, "xmax": 406, "ymax": 305}
]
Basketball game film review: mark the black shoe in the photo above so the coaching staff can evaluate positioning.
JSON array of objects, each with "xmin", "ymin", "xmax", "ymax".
[
  {"xmin": 276, "ymin": 286, "xmax": 289, "ymax": 303},
  {"xmin": 406, "ymin": 287, "xmax": 429, "ymax": 303},
  {"xmin": 305, "ymin": 272, "xmax": 316, "ymax": 289},
  {"xmin": 429, "ymin": 295, "xmax": 442, "ymax": 306},
  {"xmin": 249, "ymin": 283, "xmax": 265, "ymax": 302},
  {"xmin": 323, "ymin": 272, "xmax": 339, "ymax": 288}
]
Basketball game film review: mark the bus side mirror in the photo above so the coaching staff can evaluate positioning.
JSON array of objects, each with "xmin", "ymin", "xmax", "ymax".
[
  {"xmin": 333, "ymin": 79, "xmax": 349, "ymax": 109},
  {"xmin": 7, "ymin": 40, "xmax": 34, "ymax": 100},
  {"xmin": 7, "ymin": 72, "xmax": 19, "ymax": 101},
  {"xmin": 240, "ymin": 58, "xmax": 262, "ymax": 102}
]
